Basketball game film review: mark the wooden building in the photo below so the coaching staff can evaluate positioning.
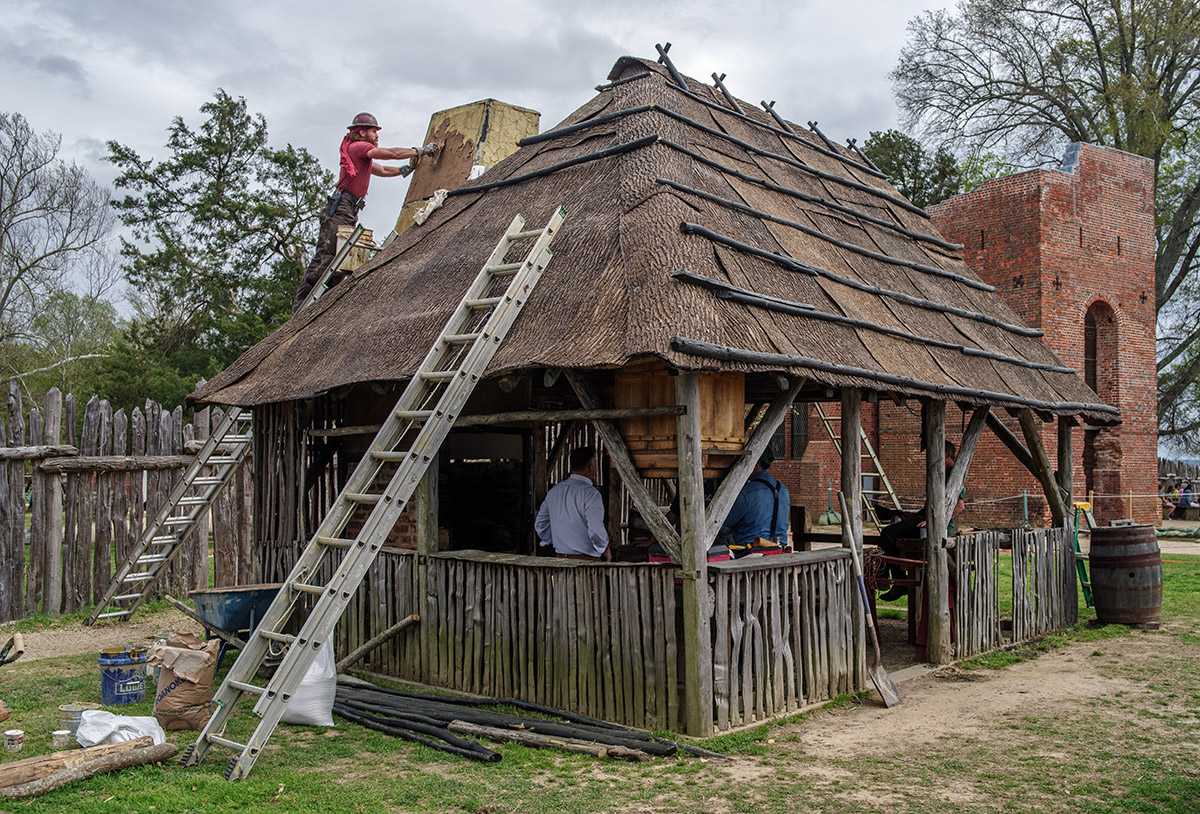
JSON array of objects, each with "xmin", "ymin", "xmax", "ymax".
[{"xmin": 193, "ymin": 53, "xmax": 1118, "ymax": 736}]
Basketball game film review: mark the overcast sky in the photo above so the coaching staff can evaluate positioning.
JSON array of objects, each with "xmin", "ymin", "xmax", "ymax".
[{"xmin": 1, "ymin": 0, "xmax": 952, "ymax": 266}]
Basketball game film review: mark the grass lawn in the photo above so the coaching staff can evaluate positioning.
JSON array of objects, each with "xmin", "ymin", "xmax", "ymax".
[{"xmin": 0, "ymin": 555, "xmax": 1196, "ymax": 813}]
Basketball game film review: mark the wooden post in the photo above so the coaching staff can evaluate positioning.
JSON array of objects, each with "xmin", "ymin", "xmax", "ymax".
[
  {"xmin": 840, "ymin": 389, "xmax": 862, "ymax": 551},
  {"xmin": 416, "ymin": 453, "xmax": 438, "ymax": 683},
  {"xmin": 1057, "ymin": 417, "xmax": 1075, "ymax": 519},
  {"xmin": 1018, "ymin": 409, "xmax": 1067, "ymax": 526},
  {"xmin": 676, "ymin": 372, "xmax": 712, "ymax": 736},
  {"xmin": 532, "ymin": 422, "xmax": 549, "ymax": 508},
  {"xmin": 923, "ymin": 400, "xmax": 951, "ymax": 663}
]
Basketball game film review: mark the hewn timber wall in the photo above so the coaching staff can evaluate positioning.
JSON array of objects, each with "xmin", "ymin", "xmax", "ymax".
[
  {"xmin": 709, "ymin": 549, "xmax": 862, "ymax": 729},
  {"xmin": 0, "ymin": 386, "xmax": 252, "ymax": 622}
]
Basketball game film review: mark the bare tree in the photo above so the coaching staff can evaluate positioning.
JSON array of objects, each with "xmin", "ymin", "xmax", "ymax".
[
  {"xmin": 892, "ymin": 0, "xmax": 1200, "ymax": 445},
  {"xmin": 0, "ymin": 112, "xmax": 115, "ymax": 354}
]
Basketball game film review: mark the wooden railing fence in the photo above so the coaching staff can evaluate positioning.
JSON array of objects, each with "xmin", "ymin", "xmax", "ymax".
[
  {"xmin": 951, "ymin": 531, "xmax": 1004, "ymax": 659},
  {"xmin": 0, "ymin": 385, "xmax": 253, "ymax": 623}
]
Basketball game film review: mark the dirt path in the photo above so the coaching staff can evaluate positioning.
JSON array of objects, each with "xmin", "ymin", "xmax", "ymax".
[{"xmin": 1, "ymin": 606, "xmax": 193, "ymax": 662}]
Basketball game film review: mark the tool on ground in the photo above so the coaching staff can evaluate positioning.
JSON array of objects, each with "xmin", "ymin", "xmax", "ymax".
[
  {"xmin": 817, "ymin": 402, "xmax": 903, "ymax": 531},
  {"xmin": 1072, "ymin": 501, "xmax": 1095, "ymax": 607},
  {"xmin": 182, "ymin": 207, "xmax": 566, "ymax": 781},
  {"xmin": 839, "ymin": 491, "xmax": 902, "ymax": 708},
  {"xmin": 87, "ymin": 408, "xmax": 254, "ymax": 625},
  {"xmin": 0, "ymin": 633, "xmax": 23, "ymax": 667},
  {"xmin": 817, "ymin": 480, "xmax": 841, "ymax": 526}
]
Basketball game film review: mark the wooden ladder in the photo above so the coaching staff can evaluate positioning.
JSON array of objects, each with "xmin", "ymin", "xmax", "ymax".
[
  {"xmin": 85, "ymin": 407, "xmax": 254, "ymax": 625},
  {"xmin": 814, "ymin": 402, "xmax": 904, "ymax": 531},
  {"xmin": 181, "ymin": 207, "xmax": 565, "ymax": 781}
]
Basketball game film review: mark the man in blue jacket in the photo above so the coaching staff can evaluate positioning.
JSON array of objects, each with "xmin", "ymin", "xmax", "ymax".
[{"xmin": 719, "ymin": 449, "xmax": 790, "ymax": 554}]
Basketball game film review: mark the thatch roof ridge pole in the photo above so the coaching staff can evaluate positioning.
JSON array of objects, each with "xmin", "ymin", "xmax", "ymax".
[
  {"xmin": 595, "ymin": 71, "xmax": 652, "ymax": 92},
  {"xmin": 449, "ymin": 136, "xmax": 657, "ymax": 197},
  {"xmin": 678, "ymin": 224, "xmax": 1043, "ymax": 337},
  {"xmin": 924, "ymin": 400, "xmax": 952, "ymax": 663},
  {"xmin": 675, "ymin": 371, "xmax": 713, "ymax": 736},
  {"xmin": 760, "ymin": 101, "xmax": 798, "ymax": 136},
  {"xmin": 671, "ymin": 270, "xmax": 1073, "ymax": 374},
  {"xmin": 660, "ymin": 178, "xmax": 994, "ymax": 291},
  {"xmin": 659, "ymin": 139, "xmax": 961, "ymax": 250},
  {"xmin": 670, "ymin": 338, "xmax": 1120, "ymax": 419}
]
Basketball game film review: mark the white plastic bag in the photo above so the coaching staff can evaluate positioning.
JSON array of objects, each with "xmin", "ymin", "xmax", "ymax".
[
  {"xmin": 75, "ymin": 709, "xmax": 166, "ymax": 746},
  {"xmin": 276, "ymin": 642, "xmax": 336, "ymax": 727}
]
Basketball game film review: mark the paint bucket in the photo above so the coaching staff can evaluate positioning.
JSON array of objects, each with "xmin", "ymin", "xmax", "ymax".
[
  {"xmin": 97, "ymin": 646, "xmax": 151, "ymax": 706},
  {"xmin": 1089, "ymin": 525, "xmax": 1163, "ymax": 628},
  {"xmin": 58, "ymin": 702, "xmax": 100, "ymax": 735},
  {"xmin": 3, "ymin": 729, "xmax": 22, "ymax": 753},
  {"xmin": 50, "ymin": 730, "xmax": 71, "ymax": 750}
]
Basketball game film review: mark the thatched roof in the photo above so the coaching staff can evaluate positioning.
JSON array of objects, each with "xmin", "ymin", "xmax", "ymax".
[{"xmin": 193, "ymin": 55, "xmax": 1117, "ymax": 424}]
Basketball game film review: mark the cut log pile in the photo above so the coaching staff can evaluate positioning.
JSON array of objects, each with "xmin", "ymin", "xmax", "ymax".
[
  {"xmin": 0, "ymin": 736, "xmax": 178, "ymax": 799},
  {"xmin": 334, "ymin": 677, "xmax": 727, "ymax": 763}
]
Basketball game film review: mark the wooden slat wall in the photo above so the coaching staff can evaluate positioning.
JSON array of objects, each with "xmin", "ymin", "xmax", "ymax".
[
  {"xmin": 1010, "ymin": 526, "xmax": 1078, "ymax": 641},
  {"xmin": 709, "ymin": 551, "xmax": 859, "ymax": 729},
  {"xmin": 0, "ymin": 389, "xmax": 254, "ymax": 621},
  {"xmin": 951, "ymin": 531, "xmax": 1002, "ymax": 659}
]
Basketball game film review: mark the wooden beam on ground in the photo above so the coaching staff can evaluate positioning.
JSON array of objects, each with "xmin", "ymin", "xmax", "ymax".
[
  {"xmin": 984, "ymin": 411, "xmax": 1037, "ymax": 472},
  {"xmin": 0, "ymin": 742, "xmax": 178, "ymax": 800},
  {"xmin": 0, "ymin": 737, "xmax": 153, "ymax": 788},
  {"xmin": 704, "ymin": 378, "xmax": 804, "ymax": 548},
  {"xmin": 564, "ymin": 371, "xmax": 682, "ymax": 561},
  {"xmin": 924, "ymin": 400, "xmax": 952, "ymax": 664},
  {"xmin": 945, "ymin": 406, "xmax": 989, "ymax": 519},
  {"xmin": 676, "ymin": 371, "xmax": 713, "ymax": 737},
  {"xmin": 1018, "ymin": 409, "xmax": 1067, "ymax": 526}
]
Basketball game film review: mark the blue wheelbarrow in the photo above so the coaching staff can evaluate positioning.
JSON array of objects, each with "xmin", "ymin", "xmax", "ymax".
[{"xmin": 168, "ymin": 584, "xmax": 282, "ymax": 672}]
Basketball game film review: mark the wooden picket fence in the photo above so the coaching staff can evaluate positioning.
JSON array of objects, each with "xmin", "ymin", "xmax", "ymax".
[{"xmin": 0, "ymin": 384, "xmax": 252, "ymax": 623}]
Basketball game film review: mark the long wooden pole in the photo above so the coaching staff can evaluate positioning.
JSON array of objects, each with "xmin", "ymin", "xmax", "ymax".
[
  {"xmin": 924, "ymin": 400, "xmax": 951, "ymax": 663},
  {"xmin": 676, "ymin": 371, "xmax": 712, "ymax": 737},
  {"xmin": 1057, "ymin": 416, "xmax": 1075, "ymax": 520},
  {"xmin": 944, "ymin": 407, "xmax": 989, "ymax": 519},
  {"xmin": 1018, "ymin": 409, "xmax": 1067, "ymax": 526},
  {"xmin": 43, "ymin": 389, "xmax": 63, "ymax": 617}
]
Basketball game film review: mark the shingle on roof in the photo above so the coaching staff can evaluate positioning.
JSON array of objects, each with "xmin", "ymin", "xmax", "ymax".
[{"xmin": 193, "ymin": 55, "xmax": 1117, "ymax": 424}]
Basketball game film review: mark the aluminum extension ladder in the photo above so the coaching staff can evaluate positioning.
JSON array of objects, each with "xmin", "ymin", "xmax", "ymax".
[
  {"xmin": 85, "ymin": 407, "xmax": 254, "ymax": 625},
  {"xmin": 298, "ymin": 224, "xmax": 397, "ymax": 311},
  {"xmin": 183, "ymin": 207, "xmax": 565, "ymax": 781},
  {"xmin": 814, "ymin": 402, "xmax": 903, "ymax": 532}
]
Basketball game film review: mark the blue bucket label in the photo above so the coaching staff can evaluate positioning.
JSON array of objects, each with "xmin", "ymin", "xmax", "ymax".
[{"xmin": 116, "ymin": 678, "xmax": 144, "ymax": 694}]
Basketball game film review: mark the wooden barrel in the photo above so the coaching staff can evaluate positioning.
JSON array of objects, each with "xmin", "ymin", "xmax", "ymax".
[{"xmin": 1088, "ymin": 525, "xmax": 1162, "ymax": 626}]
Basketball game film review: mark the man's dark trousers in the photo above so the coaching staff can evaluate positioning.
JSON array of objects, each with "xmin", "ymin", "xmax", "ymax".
[{"xmin": 293, "ymin": 195, "xmax": 359, "ymax": 311}]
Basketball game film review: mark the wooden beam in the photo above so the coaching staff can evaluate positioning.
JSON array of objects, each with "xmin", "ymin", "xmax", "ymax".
[
  {"xmin": 564, "ymin": 371, "xmax": 682, "ymax": 561},
  {"xmin": 704, "ymin": 378, "xmax": 804, "ymax": 547},
  {"xmin": 0, "ymin": 445, "xmax": 77, "ymax": 461},
  {"xmin": 840, "ymin": 389, "xmax": 862, "ymax": 551},
  {"xmin": 676, "ymin": 372, "xmax": 713, "ymax": 737},
  {"xmin": 1057, "ymin": 416, "xmax": 1074, "ymax": 514},
  {"xmin": 984, "ymin": 411, "xmax": 1037, "ymax": 472},
  {"xmin": 39, "ymin": 454, "xmax": 192, "ymax": 473},
  {"xmin": 923, "ymin": 401, "xmax": 952, "ymax": 664},
  {"xmin": 945, "ymin": 406, "xmax": 989, "ymax": 519},
  {"xmin": 456, "ymin": 406, "xmax": 685, "ymax": 427},
  {"xmin": 336, "ymin": 613, "xmax": 420, "ymax": 671},
  {"xmin": 416, "ymin": 454, "xmax": 439, "ymax": 555},
  {"xmin": 1018, "ymin": 409, "xmax": 1067, "ymax": 526},
  {"xmin": 545, "ymin": 420, "xmax": 579, "ymax": 474}
]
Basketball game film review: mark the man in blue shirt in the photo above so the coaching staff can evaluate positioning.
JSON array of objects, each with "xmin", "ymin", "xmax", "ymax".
[
  {"xmin": 535, "ymin": 446, "xmax": 611, "ymax": 560},
  {"xmin": 719, "ymin": 450, "xmax": 790, "ymax": 553}
]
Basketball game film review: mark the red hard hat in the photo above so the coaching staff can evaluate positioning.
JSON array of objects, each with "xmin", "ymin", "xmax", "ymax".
[{"xmin": 347, "ymin": 112, "xmax": 381, "ymax": 131}]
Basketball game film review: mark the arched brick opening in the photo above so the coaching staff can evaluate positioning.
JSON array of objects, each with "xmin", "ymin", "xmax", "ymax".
[{"xmin": 1083, "ymin": 300, "xmax": 1121, "ymax": 513}]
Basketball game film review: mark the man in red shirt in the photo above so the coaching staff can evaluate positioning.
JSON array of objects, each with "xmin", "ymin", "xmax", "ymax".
[{"xmin": 292, "ymin": 113, "xmax": 426, "ymax": 311}]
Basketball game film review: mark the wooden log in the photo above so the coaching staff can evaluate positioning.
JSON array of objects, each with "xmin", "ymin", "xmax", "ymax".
[
  {"xmin": 0, "ymin": 736, "xmax": 153, "ymax": 788},
  {"xmin": 26, "ymin": 408, "xmax": 44, "ymax": 615},
  {"xmin": 78, "ymin": 397, "xmax": 99, "ymax": 607},
  {"xmin": 676, "ymin": 372, "xmax": 712, "ymax": 736},
  {"xmin": 924, "ymin": 400, "xmax": 951, "ymax": 664},
  {"xmin": 1057, "ymin": 417, "xmax": 1074, "ymax": 508},
  {"xmin": 111, "ymin": 410, "xmax": 129, "ymax": 578},
  {"xmin": 93, "ymin": 400, "xmax": 113, "ymax": 602},
  {"xmin": 945, "ymin": 406, "xmax": 989, "ymax": 520},
  {"xmin": 42, "ymin": 390, "xmax": 63, "ymax": 617},
  {"xmin": 0, "ymin": 742, "xmax": 178, "ymax": 800},
  {"xmin": 841, "ymin": 389, "xmax": 863, "ymax": 552},
  {"xmin": 984, "ymin": 411, "xmax": 1037, "ymax": 473},
  {"xmin": 445, "ymin": 720, "xmax": 650, "ymax": 761},
  {"xmin": 0, "ymin": 445, "xmax": 78, "ymax": 461},
  {"xmin": 61, "ymin": 394, "xmax": 78, "ymax": 612},
  {"xmin": 338, "ymin": 613, "xmax": 420, "ymax": 671},
  {"xmin": 37, "ymin": 455, "xmax": 193, "ymax": 473}
]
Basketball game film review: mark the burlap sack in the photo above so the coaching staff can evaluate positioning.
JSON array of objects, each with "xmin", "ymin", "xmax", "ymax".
[{"xmin": 150, "ymin": 632, "xmax": 219, "ymax": 731}]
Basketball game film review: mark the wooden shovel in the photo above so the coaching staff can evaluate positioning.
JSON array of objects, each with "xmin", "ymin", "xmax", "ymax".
[{"xmin": 839, "ymin": 492, "xmax": 901, "ymax": 708}]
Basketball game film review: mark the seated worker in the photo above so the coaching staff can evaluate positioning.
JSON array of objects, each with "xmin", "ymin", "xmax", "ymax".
[
  {"xmin": 535, "ymin": 446, "xmax": 610, "ymax": 561},
  {"xmin": 879, "ymin": 440, "xmax": 965, "ymax": 600},
  {"xmin": 718, "ymin": 449, "xmax": 790, "ymax": 556}
]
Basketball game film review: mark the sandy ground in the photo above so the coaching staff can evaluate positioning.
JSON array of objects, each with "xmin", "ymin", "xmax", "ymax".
[{"xmin": 2, "ymin": 606, "xmax": 194, "ymax": 663}]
